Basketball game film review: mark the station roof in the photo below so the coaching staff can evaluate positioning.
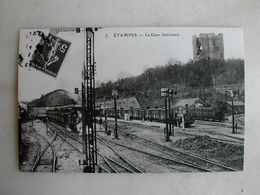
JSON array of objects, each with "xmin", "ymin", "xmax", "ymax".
[
  {"xmin": 97, "ymin": 97, "xmax": 141, "ymax": 109},
  {"xmin": 226, "ymin": 101, "xmax": 244, "ymax": 106},
  {"xmin": 174, "ymin": 98, "xmax": 205, "ymax": 107}
]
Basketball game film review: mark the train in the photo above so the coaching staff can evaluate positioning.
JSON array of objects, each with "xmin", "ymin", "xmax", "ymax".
[
  {"xmin": 33, "ymin": 104, "xmax": 224, "ymax": 130},
  {"xmin": 104, "ymin": 107, "xmax": 195, "ymax": 128},
  {"xmin": 104, "ymin": 106, "xmax": 224, "ymax": 127}
]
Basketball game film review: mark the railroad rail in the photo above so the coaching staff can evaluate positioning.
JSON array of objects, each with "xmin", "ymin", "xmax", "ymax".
[
  {"xmin": 97, "ymin": 150, "xmax": 118, "ymax": 173},
  {"xmin": 45, "ymin": 121, "xmax": 83, "ymax": 153},
  {"xmin": 101, "ymin": 120, "xmax": 240, "ymax": 172},
  {"xmin": 47, "ymin": 121, "xmax": 140, "ymax": 173},
  {"xmin": 98, "ymin": 136, "xmax": 211, "ymax": 172},
  {"xmin": 97, "ymin": 163, "xmax": 110, "ymax": 173},
  {"xmin": 120, "ymin": 132, "xmax": 238, "ymax": 172},
  {"xmin": 195, "ymin": 120, "xmax": 243, "ymax": 130},
  {"xmin": 97, "ymin": 137, "xmax": 144, "ymax": 173},
  {"xmin": 176, "ymin": 131, "xmax": 244, "ymax": 145},
  {"xmin": 31, "ymin": 131, "xmax": 57, "ymax": 172}
]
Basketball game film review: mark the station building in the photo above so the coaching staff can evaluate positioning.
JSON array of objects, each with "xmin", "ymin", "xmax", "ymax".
[
  {"xmin": 174, "ymin": 98, "xmax": 208, "ymax": 108},
  {"xmin": 224, "ymin": 100, "xmax": 245, "ymax": 114}
]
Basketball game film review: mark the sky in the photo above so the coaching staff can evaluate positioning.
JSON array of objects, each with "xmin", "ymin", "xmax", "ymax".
[{"xmin": 18, "ymin": 27, "xmax": 245, "ymax": 101}]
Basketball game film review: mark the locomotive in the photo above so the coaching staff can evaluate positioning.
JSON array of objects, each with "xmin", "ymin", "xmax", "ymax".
[{"xmin": 46, "ymin": 105, "xmax": 81, "ymax": 132}]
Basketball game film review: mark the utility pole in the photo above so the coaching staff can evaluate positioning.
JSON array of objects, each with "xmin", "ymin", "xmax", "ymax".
[
  {"xmin": 231, "ymin": 96, "xmax": 235, "ymax": 134},
  {"xmin": 168, "ymin": 89, "xmax": 175, "ymax": 136},
  {"xmin": 112, "ymin": 89, "xmax": 119, "ymax": 139},
  {"xmin": 227, "ymin": 89, "xmax": 235, "ymax": 134},
  {"xmin": 165, "ymin": 96, "xmax": 169, "ymax": 141},
  {"xmin": 161, "ymin": 88, "xmax": 170, "ymax": 142},
  {"xmin": 81, "ymin": 83, "xmax": 86, "ymax": 154},
  {"xmin": 104, "ymin": 109, "xmax": 108, "ymax": 134},
  {"xmin": 168, "ymin": 93, "xmax": 171, "ymax": 136}
]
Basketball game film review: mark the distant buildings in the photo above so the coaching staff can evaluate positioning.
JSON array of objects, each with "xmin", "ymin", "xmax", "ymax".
[
  {"xmin": 224, "ymin": 100, "xmax": 244, "ymax": 114},
  {"xmin": 192, "ymin": 33, "xmax": 224, "ymax": 61},
  {"xmin": 174, "ymin": 98, "xmax": 208, "ymax": 108},
  {"xmin": 97, "ymin": 97, "xmax": 141, "ymax": 110}
]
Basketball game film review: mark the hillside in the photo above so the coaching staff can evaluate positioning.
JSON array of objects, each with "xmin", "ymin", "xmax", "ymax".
[
  {"xmin": 28, "ymin": 89, "xmax": 76, "ymax": 107},
  {"xmin": 96, "ymin": 59, "xmax": 244, "ymax": 108}
]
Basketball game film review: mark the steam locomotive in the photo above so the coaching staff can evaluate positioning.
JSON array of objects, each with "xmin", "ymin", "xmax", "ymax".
[{"xmin": 46, "ymin": 105, "xmax": 81, "ymax": 132}]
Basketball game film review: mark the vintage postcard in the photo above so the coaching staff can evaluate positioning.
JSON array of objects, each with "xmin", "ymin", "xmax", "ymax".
[{"xmin": 18, "ymin": 27, "xmax": 245, "ymax": 173}]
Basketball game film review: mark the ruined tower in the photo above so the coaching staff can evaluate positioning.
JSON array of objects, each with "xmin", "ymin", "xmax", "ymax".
[{"xmin": 192, "ymin": 33, "xmax": 224, "ymax": 61}]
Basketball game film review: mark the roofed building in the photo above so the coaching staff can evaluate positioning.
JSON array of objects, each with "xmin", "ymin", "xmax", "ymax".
[
  {"xmin": 97, "ymin": 97, "xmax": 141, "ymax": 110},
  {"xmin": 174, "ymin": 98, "xmax": 208, "ymax": 108},
  {"xmin": 224, "ymin": 100, "xmax": 244, "ymax": 114}
]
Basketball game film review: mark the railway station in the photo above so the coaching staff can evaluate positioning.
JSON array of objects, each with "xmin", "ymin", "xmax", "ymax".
[{"xmin": 18, "ymin": 27, "xmax": 245, "ymax": 173}]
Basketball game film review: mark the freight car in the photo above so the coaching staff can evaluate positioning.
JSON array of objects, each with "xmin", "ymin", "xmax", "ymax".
[
  {"xmin": 104, "ymin": 106, "xmax": 224, "ymax": 126},
  {"xmin": 104, "ymin": 107, "xmax": 195, "ymax": 127},
  {"xmin": 191, "ymin": 107, "xmax": 224, "ymax": 122}
]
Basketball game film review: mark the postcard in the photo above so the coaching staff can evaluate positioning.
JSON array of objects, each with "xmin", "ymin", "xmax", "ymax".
[{"xmin": 18, "ymin": 27, "xmax": 244, "ymax": 173}]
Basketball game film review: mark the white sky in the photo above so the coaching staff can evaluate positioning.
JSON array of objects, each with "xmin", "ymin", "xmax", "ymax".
[{"xmin": 18, "ymin": 27, "xmax": 244, "ymax": 101}]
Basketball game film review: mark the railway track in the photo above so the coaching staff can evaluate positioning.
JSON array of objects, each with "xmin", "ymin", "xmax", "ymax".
[
  {"xmin": 103, "ymin": 121, "xmax": 239, "ymax": 171},
  {"xmin": 97, "ymin": 149, "xmax": 137, "ymax": 173},
  {"xmin": 195, "ymin": 120, "xmax": 243, "ymax": 130},
  {"xmin": 44, "ymin": 119, "xmax": 239, "ymax": 172},
  {"xmin": 45, "ymin": 121, "xmax": 83, "ymax": 153},
  {"xmin": 176, "ymin": 131, "xmax": 244, "ymax": 145},
  {"xmin": 100, "ymin": 122, "xmax": 214, "ymax": 172},
  {"xmin": 108, "ymin": 119, "xmax": 244, "ymax": 143},
  {"xmin": 120, "ymin": 132, "xmax": 238, "ymax": 172},
  {"xmin": 98, "ymin": 136, "xmax": 213, "ymax": 172},
  {"xmin": 97, "ymin": 137, "xmax": 144, "ymax": 173},
  {"xmin": 47, "ymin": 121, "xmax": 141, "ymax": 173},
  {"xmin": 30, "ymin": 130, "xmax": 57, "ymax": 172}
]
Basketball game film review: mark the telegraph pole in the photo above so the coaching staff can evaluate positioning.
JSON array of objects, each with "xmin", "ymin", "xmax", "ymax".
[
  {"xmin": 112, "ymin": 89, "xmax": 119, "ymax": 139},
  {"xmin": 168, "ymin": 93, "xmax": 171, "ymax": 136},
  {"xmin": 226, "ymin": 89, "xmax": 235, "ymax": 134},
  {"xmin": 168, "ymin": 89, "xmax": 174, "ymax": 136},
  {"xmin": 161, "ymin": 88, "xmax": 170, "ymax": 142},
  {"xmin": 81, "ymin": 82, "xmax": 86, "ymax": 154},
  {"xmin": 165, "ymin": 96, "xmax": 169, "ymax": 141},
  {"xmin": 231, "ymin": 96, "xmax": 235, "ymax": 134},
  {"xmin": 104, "ymin": 109, "xmax": 108, "ymax": 134}
]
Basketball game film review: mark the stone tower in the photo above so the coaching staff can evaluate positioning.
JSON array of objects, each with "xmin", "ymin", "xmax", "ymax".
[{"xmin": 192, "ymin": 33, "xmax": 224, "ymax": 61}]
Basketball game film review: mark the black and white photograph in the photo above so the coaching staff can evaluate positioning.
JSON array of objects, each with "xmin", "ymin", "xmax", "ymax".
[{"xmin": 18, "ymin": 27, "xmax": 245, "ymax": 173}]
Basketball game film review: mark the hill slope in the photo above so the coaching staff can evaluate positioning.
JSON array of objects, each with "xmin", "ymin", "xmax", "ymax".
[{"xmin": 28, "ymin": 89, "xmax": 76, "ymax": 107}]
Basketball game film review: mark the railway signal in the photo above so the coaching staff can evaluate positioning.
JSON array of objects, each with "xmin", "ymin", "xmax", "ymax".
[
  {"xmin": 226, "ymin": 89, "xmax": 238, "ymax": 134},
  {"xmin": 161, "ymin": 88, "xmax": 177, "ymax": 141},
  {"xmin": 74, "ymin": 87, "xmax": 79, "ymax": 94}
]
